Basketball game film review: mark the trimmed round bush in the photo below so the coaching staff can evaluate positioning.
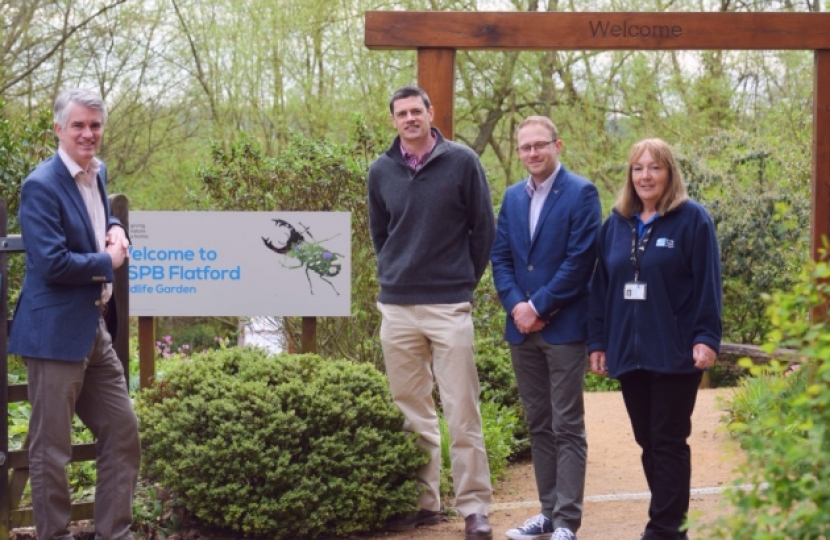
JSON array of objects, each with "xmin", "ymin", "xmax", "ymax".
[{"xmin": 137, "ymin": 348, "xmax": 428, "ymax": 538}]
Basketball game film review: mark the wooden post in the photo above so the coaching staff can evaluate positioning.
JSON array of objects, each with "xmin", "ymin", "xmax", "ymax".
[
  {"xmin": 418, "ymin": 48, "xmax": 456, "ymax": 140},
  {"xmin": 812, "ymin": 50, "xmax": 830, "ymax": 322},
  {"xmin": 301, "ymin": 317, "xmax": 317, "ymax": 354},
  {"xmin": 109, "ymin": 194, "xmax": 130, "ymax": 388},
  {"xmin": 0, "ymin": 199, "xmax": 10, "ymax": 539},
  {"xmin": 139, "ymin": 317, "xmax": 156, "ymax": 389}
]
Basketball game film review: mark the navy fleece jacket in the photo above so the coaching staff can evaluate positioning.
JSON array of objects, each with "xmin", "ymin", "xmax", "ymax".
[{"xmin": 587, "ymin": 200, "xmax": 722, "ymax": 378}]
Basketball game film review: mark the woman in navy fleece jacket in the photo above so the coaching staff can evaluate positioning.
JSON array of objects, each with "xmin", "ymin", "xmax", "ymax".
[{"xmin": 587, "ymin": 138, "xmax": 722, "ymax": 540}]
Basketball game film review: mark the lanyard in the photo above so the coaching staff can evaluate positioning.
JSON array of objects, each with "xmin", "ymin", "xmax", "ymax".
[{"xmin": 630, "ymin": 223, "xmax": 655, "ymax": 282}]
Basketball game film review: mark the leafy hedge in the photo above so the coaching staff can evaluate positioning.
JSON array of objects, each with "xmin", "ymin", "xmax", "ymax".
[
  {"xmin": 707, "ymin": 260, "xmax": 830, "ymax": 539},
  {"xmin": 681, "ymin": 136, "xmax": 810, "ymax": 344},
  {"xmin": 137, "ymin": 349, "xmax": 428, "ymax": 538}
]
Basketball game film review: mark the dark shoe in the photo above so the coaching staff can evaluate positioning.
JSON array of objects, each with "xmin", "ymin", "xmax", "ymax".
[
  {"xmin": 464, "ymin": 513, "xmax": 493, "ymax": 540},
  {"xmin": 505, "ymin": 514, "xmax": 553, "ymax": 539},
  {"xmin": 386, "ymin": 509, "xmax": 440, "ymax": 532}
]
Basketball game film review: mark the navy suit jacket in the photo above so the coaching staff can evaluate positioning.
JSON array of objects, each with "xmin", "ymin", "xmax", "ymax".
[
  {"xmin": 8, "ymin": 153, "xmax": 122, "ymax": 361},
  {"xmin": 491, "ymin": 166, "xmax": 602, "ymax": 345}
]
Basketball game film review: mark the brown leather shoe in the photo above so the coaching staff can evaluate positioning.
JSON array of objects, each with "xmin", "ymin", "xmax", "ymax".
[
  {"xmin": 386, "ymin": 509, "xmax": 440, "ymax": 532},
  {"xmin": 464, "ymin": 513, "xmax": 492, "ymax": 540}
]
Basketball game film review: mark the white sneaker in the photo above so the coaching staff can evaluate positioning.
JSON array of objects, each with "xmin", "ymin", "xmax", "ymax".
[
  {"xmin": 505, "ymin": 514, "xmax": 553, "ymax": 540},
  {"xmin": 552, "ymin": 527, "xmax": 577, "ymax": 540}
]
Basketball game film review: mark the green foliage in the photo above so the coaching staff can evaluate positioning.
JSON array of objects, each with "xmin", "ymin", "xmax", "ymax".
[
  {"xmin": 7, "ymin": 401, "xmax": 30, "ymax": 450},
  {"xmin": 192, "ymin": 121, "xmax": 385, "ymax": 367},
  {"xmin": 0, "ymin": 100, "xmax": 54, "ymax": 226},
  {"xmin": 475, "ymin": 336, "xmax": 521, "ymax": 410},
  {"xmin": 706, "ymin": 362, "xmax": 747, "ymax": 389},
  {"xmin": 9, "ymin": 358, "xmax": 47, "ymax": 452},
  {"xmin": 479, "ymin": 400, "xmax": 520, "ymax": 481},
  {"xmin": 132, "ymin": 483, "xmax": 184, "ymax": 540},
  {"xmin": 723, "ymin": 366, "xmax": 806, "ymax": 431},
  {"xmin": 67, "ymin": 419, "xmax": 97, "ymax": 501},
  {"xmin": 681, "ymin": 134, "xmax": 810, "ymax": 344},
  {"xmin": 137, "ymin": 348, "xmax": 428, "ymax": 539},
  {"xmin": 0, "ymin": 100, "xmax": 54, "ymax": 310},
  {"xmin": 705, "ymin": 259, "xmax": 830, "ymax": 539},
  {"xmin": 438, "ymin": 400, "xmax": 520, "ymax": 501},
  {"xmin": 584, "ymin": 371, "xmax": 621, "ymax": 392},
  {"xmin": 154, "ymin": 316, "xmax": 239, "ymax": 357},
  {"xmin": 474, "ymin": 337, "xmax": 529, "ymax": 456},
  {"xmin": 473, "ymin": 266, "xmax": 511, "ymax": 346}
]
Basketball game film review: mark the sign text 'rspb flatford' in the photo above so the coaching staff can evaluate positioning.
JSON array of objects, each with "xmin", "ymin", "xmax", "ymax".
[{"xmin": 128, "ymin": 212, "xmax": 351, "ymax": 317}]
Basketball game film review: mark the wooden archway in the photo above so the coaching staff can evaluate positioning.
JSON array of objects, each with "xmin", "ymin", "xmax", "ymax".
[{"xmin": 365, "ymin": 11, "xmax": 830, "ymax": 263}]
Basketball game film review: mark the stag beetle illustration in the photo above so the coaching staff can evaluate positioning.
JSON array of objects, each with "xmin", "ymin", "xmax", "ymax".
[{"xmin": 262, "ymin": 219, "xmax": 343, "ymax": 295}]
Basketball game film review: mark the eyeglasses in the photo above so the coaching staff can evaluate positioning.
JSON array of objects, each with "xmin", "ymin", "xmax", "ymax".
[{"xmin": 517, "ymin": 140, "xmax": 556, "ymax": 154}]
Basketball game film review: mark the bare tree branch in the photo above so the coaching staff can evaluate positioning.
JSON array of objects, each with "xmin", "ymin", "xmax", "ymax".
[
  {"xmin": 1, "ymin": 0, "xmax": 128, "ymax": 94},
  {"xmin": 170, "ymin": 0, "xmax": 218, "ymax": 124}
]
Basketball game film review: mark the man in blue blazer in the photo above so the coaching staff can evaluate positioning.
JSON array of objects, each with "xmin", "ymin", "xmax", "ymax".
[
  {"xmin": 8, "ymin": 88, "xmax": 140, "ymax": 540},
  {"xmin": 491, "ymin": 116, "xmax": 601, "ymax": 540}
]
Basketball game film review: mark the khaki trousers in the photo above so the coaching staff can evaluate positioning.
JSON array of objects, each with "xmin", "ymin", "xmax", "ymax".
[
  {"xmin": 25, "ymin": 316, "xmax": 141, "ymax": 540},
  {"xmin": 378, "ymin": 302, "xmax": 492, "ymax": 517}
]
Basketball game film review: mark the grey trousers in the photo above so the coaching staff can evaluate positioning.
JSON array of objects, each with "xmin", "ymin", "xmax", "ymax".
[
  {"xmin": 25, "ymin": 316, "xmax": 141, "ymax": 540},
  {"xmin": 509, "ymin": 336, "xmax": 587, "ymax": 532}
]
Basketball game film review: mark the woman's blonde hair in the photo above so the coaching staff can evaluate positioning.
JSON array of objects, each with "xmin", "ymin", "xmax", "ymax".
[{"xmin": 614, "ymin": 138, "xmax": 688, "ymax": 218}]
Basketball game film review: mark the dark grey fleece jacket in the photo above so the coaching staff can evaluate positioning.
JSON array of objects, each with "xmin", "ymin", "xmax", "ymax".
[{"xmin": 368, "ymin": 128, "xmax": 496, "ymax": 305}]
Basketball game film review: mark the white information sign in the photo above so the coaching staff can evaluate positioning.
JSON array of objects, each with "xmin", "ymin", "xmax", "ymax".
[{"xmin": 128, "ymin": 212, "xmax": 351, "ymax": 316}]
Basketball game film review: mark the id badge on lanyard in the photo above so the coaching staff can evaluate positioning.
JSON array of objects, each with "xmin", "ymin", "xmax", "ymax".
[
  {"xmin": 624, "ymin": 281, "xmax": 647, "ymax": 300},
  {"xmin": 625, "ymin": 223, "xmax": 654, "ymax": 301}
]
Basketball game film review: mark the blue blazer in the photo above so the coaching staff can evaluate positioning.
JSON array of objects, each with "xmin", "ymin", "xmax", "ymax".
[
  {"xmin": 8, "ymin": 154, "xmax": 122, "ymax": 361},
  {"xmin": 491, "ymin": 166, "xmax": 602, "ymax": 345}
]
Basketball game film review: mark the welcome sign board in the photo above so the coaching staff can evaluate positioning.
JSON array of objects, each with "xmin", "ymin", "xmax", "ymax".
[{"xmin": 128, "ymin": 211, "xmax": 351, "ymax": 316}]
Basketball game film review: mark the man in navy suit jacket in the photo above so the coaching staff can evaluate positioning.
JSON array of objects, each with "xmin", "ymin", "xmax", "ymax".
[
  {"xmin": 491, "ymin": 116, "xmax": 601, "ymax": 540},
  {"xmin": 8, "ymin": 88, "xmax": 140, "ymax": 540}
]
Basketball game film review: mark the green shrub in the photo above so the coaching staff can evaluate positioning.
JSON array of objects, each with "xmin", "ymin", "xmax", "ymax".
[
  {"xmin": 681, "ymin": 139, "xmax": 810, "ymax": 345},
  {"xmin": 705, "ymin": 259, "xmax": 830, "ymax": 539},
  {"xmin": 479, "ymin": 401, "xmax": 520, "ymax": 481},
  {"xmin": 438, "ymin": 400, "xmax": 520, "ymax": 501},
  {"xmin": 137, "ymin": 348, "xmax": 429, "ymax": 539},
  {"xmin": 0, "ymin": 100, "xmax": 53, "ymax": 310},
  {"xmin": 584, "ymin": 371, "xmax": 620, "ymax": 392},
  {"xmin": 475, "ymin": 338, "xmax": 529, "ymax": 456},
  {"xmin": 475, "ymin": 337, "xmax": 522, "ymax": 410},
  {"xmin": 438, "ymin": 414, "xmax": 452, "ymax": 501},
  {"xmin": 706, "ymin": 362, "xmax": 747, "ymax": 388}
]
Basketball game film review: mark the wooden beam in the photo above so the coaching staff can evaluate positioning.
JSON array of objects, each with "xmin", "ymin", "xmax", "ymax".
[
  {"xmin": 366, "ymin": 12, "xmax": 830, "ymax": 51},
  {"xmin": 10, "ymin": 501, "xmax": 94, "ymax": 529},
  {"xmin": 8, "ymin": 443, "xmax": 97, "ymax": 470},
  {"xmin": 418, "ymin": 48, "xmax": 456, "ymax": 140}
]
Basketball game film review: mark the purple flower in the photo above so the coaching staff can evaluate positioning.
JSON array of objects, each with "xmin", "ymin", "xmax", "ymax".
[{"xmin": 323, "ymin": 252, "xmax": 332, "ymax": 259}]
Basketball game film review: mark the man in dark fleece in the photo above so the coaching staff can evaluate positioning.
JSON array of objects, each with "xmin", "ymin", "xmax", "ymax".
[{"xmin": 368, "ymin": 85, "xmax": 495, "ymax": 540}]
